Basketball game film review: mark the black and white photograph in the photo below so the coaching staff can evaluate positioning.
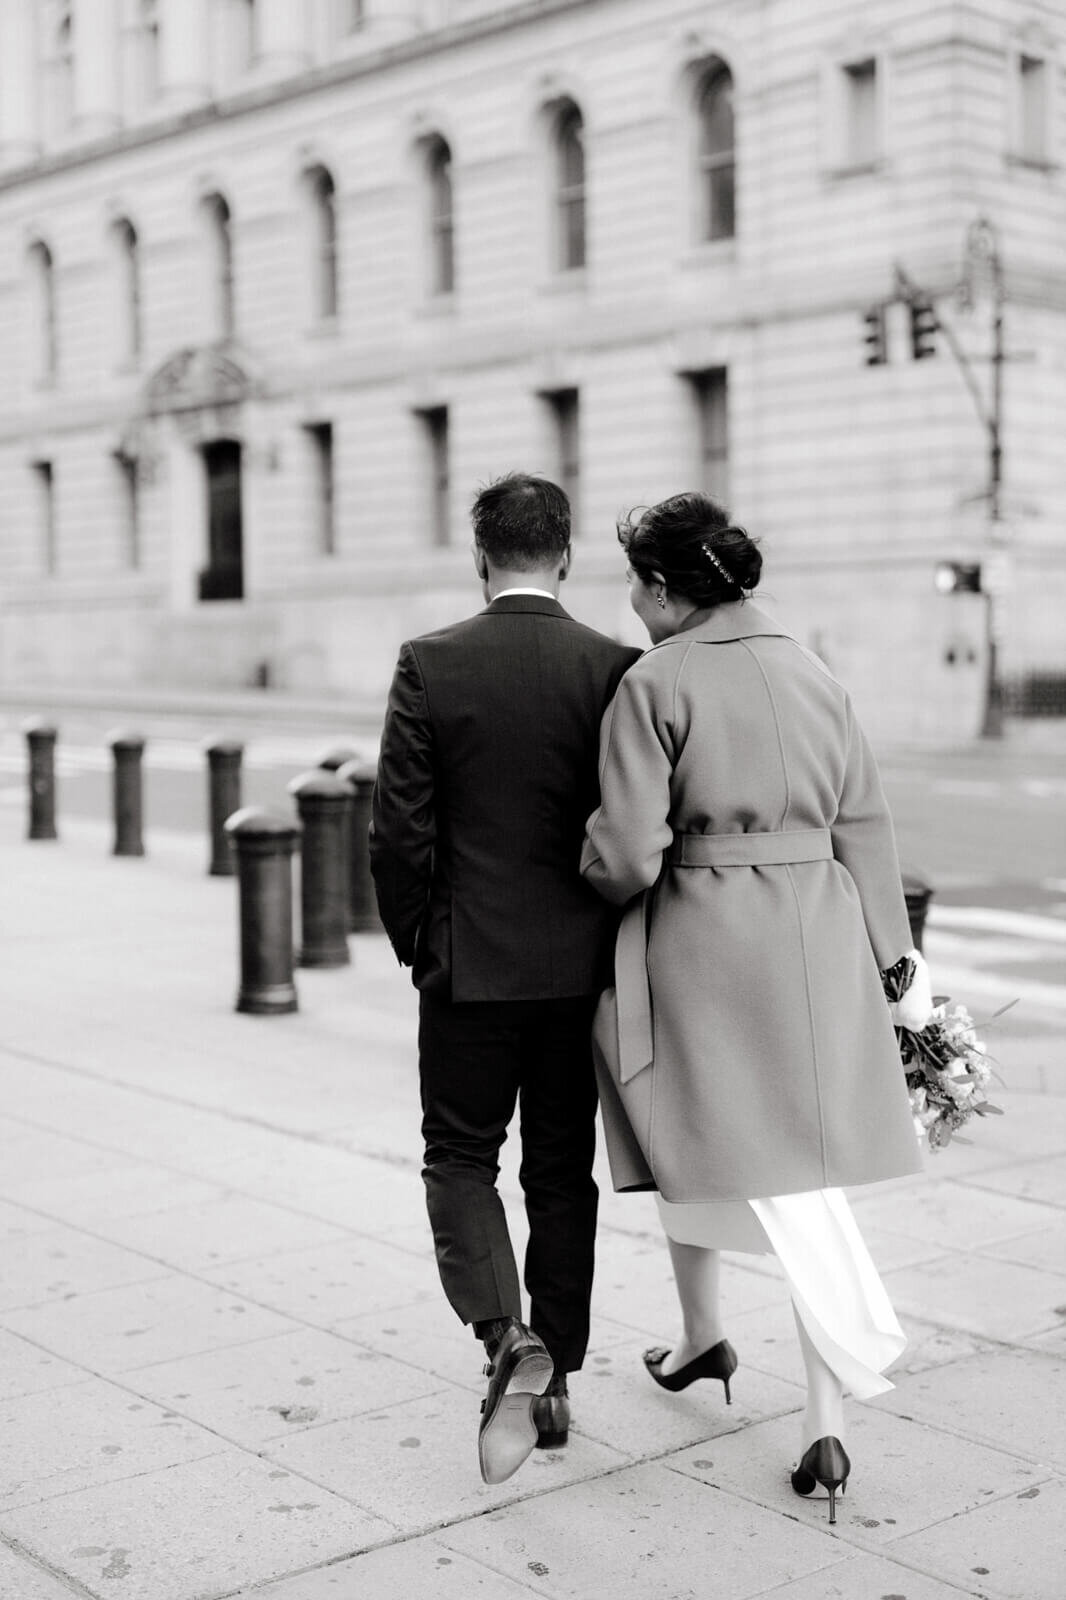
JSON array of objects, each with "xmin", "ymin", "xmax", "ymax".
[{"xmin": 0, "ymin": 2, "xmax": 1064, "ymax": 1597}]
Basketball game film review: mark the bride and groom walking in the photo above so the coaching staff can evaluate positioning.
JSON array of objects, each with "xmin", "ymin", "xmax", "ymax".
[{"xmin": 369, "ymin": 473, "xmax": 932, "ymax": 1523}]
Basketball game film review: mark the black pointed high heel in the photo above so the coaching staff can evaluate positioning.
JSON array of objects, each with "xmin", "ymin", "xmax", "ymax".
[
  {"xmin": 791, "ymin": 1436, "xmax": 851, "ymax": 1525},
  {"xmin": 642, "ymin": 1339, "xmax": 738, "ymax": 1403}
]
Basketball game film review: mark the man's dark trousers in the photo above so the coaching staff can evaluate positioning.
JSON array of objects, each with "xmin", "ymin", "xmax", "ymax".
[
  {"xmin": 418, "ymin": 993, "xmax": 599, "ymax": 1375},
  {"xmin": 370, "ymin": 594, "xmax": 640, "ymax": 1378}
]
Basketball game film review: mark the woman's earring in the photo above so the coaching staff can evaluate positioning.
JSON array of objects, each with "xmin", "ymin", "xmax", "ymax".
[{"xmin": 657, "ymin": 593, "xmax": 667, "ymax": 610}]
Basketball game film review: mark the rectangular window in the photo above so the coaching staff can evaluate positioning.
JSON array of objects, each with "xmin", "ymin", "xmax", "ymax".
[
  {"xmin": 115, "ymin": 452, "xmax": 140, "ymax": 569},
  {"xmin": 1019, "ymin": 55, "xmax": 1048, "ymax": 162},
  {"xmin": 307, "ymin": 423, "xmax": 335, "ymax": 555},
  {"xmin": 33, "ymin": 461, "xmax": 56, "ymax": 576},
  {"xmin": 843, "ymin": 59, "xmax": 878, "ymax": 167},
  {"xmin": 542, "ymin": 389, "xmax": 580, "ymax": 535},
  {"xmin": 688, "ymin": 369, "xmax": 729, "ymax": 503},
  {"xmin": 416, "ymin": 407, "xmax": 450, "ymax": 547}
]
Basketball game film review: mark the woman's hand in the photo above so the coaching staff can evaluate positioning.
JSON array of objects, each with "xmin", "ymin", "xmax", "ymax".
[{"xmin": 888, "ymin": 950, "xmax": 934, "ymax": 1031}]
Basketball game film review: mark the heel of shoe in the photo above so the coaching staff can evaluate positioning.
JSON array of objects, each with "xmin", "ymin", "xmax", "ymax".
[
  {"xmin": 722, "ymin": 1375, "xmax": 731, "ymax": 1405},
  {"xmin": 791, "ymin": 1436, "xmax": 851, "ymax": 1525}
]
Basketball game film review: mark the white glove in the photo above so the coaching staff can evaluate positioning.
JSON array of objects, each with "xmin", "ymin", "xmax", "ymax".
[{"xmin": 888, "ymin": 950, "xmax": 934, "ymax": 1031}]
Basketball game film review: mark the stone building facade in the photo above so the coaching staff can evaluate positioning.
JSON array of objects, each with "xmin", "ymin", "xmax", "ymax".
[{"xmin": 0, "ymin": 0, "xmax": 1063, "ymax": 739}]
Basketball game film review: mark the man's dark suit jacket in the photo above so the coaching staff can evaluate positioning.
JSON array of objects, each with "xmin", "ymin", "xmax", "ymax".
[{"xmin": 370, "ymin": 594, "xmax": 641, "ymax": 1002}]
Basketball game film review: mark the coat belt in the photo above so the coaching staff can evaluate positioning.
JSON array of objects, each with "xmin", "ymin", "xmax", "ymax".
[
  {"xmin": 668, "ymin": 828, "xmax": 833, "ymax": 867},
  {"xmin": 615, "ymin": 828, "xmax": 835, "ymax": 1084}
]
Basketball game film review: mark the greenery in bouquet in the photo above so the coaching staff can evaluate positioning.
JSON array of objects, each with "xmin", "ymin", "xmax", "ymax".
[{"xmin": 883, "ymin": 956, "xmax": 1006, "ymax": 1152}]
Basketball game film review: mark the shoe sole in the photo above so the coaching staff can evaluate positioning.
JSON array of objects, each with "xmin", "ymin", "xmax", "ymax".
[{"xmin": 478, "ymin": 1349, "xmax": 554, "ymax": 1485}]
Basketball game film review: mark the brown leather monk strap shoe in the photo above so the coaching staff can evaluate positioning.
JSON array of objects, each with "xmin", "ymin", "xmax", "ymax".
[
  {"xmin": 477, "ymin": 1321, "xmax": 553, "ymax": 1484},
  {"xmin": 532, "ymin": 1372, "xmax": 569, "ymax": 1448}
]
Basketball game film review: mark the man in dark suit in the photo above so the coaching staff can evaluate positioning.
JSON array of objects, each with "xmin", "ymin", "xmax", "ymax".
[{"xmin": 370, "ymin": 473, "xmax": 640, "ymax": 1484}]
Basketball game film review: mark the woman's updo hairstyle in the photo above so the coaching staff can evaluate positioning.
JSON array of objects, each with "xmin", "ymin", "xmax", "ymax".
[{"xmin": 618, "ymin": 492, "xmax": 761, "ymax": 607}]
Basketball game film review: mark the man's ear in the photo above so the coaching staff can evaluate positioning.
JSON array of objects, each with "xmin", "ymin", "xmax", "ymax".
[
  {"xmin": 559, "ymin": 544, "xmax": 572, "ymax": 582},
  {"xmin": 472, "ymin": 542, "xmax": 489, "ymax": 581}
]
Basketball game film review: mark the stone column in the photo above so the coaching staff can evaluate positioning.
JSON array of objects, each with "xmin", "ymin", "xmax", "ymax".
[
  {"xmin": 159, "ymin": 0, "xmax": 211, "ymax": 112},
  {"xmin": 0, "ymin": 0, "xmax": 41, "ymax": 167},
  {"xmin": 73, "ymin": 0, "xmax": 122, "ymax": 139},
  {"xmin": 257, "ymin": 0, "xmax": 310, "ymax": 75}
]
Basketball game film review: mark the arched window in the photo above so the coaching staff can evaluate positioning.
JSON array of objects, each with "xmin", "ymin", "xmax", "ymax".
[
  {"xmin": 697, "ymin": 65, "xmax": 735, "ymax": 241},
  {"xmin": 237, "ymin": 0, "xmax": 258, "ymax": 69},
  {"xmin": 202, "ymin": 193, "xmax": 235, "ymax": 338},
  {"xmin": 138, "ymin": 0, "xmax": 161, "ymax": 103},
  {"xmin": 554, "ymin": 103, "xmax": 586, "ymax": 271},
  {"xmin": 28, "ymin": 241, "xmax": 58, "ymax": 385},
  {"xmin": 308, "ymin": 167, "xmax": 338, "ymax": 320},
  {"xmin": 426, "ymin": 138, "xmax": 454, "ymax": 295},
  {"xmin": 112, "ymin": 218, "xmax": 142, "ymax": 366},
  {"xmin": 45, "ymin": 4, "xmax": 75, "ymax": 140}
]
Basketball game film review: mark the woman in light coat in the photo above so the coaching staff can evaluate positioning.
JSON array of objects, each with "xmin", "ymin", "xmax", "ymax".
[{"xmin": 581, "ymin": 492, "xmax": 931, "ymax": 1523}]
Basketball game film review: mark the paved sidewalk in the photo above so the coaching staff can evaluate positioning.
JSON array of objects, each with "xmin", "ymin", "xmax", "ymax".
[{"xmin": 0, "ymin": 812, "xmax": 1064, "ymax": 1600}]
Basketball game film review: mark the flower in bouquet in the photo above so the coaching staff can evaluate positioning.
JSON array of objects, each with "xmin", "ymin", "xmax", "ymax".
[{"xmin": 883, "ymin": 957, "xmax": 1006, "ymax": 1153}]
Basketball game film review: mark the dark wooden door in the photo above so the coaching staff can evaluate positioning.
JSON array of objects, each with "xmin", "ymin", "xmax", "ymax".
[{"xmin": 200, "ymin": 439, "xmax": 243, "ymax": 601}]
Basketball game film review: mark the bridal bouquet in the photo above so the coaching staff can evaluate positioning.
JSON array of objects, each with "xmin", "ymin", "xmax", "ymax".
[{"xmin": 884, "ymin": 957, "xmax": 1005, "ymax": 1151}]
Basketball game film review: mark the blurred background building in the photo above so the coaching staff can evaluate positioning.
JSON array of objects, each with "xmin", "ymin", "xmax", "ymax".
[{"xmin": 0, "ymin": 0, "xmax": 1062, "ymax": 740}]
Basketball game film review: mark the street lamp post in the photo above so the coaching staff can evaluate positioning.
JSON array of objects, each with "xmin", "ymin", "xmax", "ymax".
[{"xmin": 959, "ymin": 217, "xmax": 1006, "ymax": 737}]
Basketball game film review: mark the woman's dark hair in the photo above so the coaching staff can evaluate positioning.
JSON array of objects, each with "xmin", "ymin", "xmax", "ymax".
[
  {"xmin": 618, "ymin": 492, "xmax": 761, "ymax": 606},
  {"xmin": 471, "ymin": 473, "xmax": 571, "ymax": 570}
]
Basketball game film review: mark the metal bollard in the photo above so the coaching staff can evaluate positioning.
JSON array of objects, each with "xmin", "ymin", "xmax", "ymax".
[
  {"xmin": 288, "ymin": 770, "xmax": 354, "ymax": 968},
  {"xmin": 205, "ymin": 738, "xmax": 243, "ymax": 877},
  {"xmin": 224, "ymin": 807, "xmax": 301, "ymax": 1015},
  {"xmin": 109, "ymin": 731, "xmax": 146, "ymax": 857},
  {"xmin": 23, "ymin": 719, "xmax": 58, "ymax": 841},
  {"xmin": 316, "ymin": 741, "xmax": 361, "ymax": 773},
  {"xmin": 902, "ymin": 869, "xmax": 934, "ymax": 953},
  {"xmin": 337, "ymin": 757, "xmax": 383, "ymax": 933}
]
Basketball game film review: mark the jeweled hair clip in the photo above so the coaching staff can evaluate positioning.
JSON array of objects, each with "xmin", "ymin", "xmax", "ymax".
[{"xmin": 701, "ymin": 542, "xmax": 735, "ymax": 584}]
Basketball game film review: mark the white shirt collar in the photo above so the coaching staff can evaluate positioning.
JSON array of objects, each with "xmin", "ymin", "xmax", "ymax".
[{"xmin": 491, "ymin": 587, "xmax": 558, "ymax": 600}]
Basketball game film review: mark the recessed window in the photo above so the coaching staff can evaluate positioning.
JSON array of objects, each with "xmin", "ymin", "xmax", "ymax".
[
  {"xmin": 554, "ymin": 104, "xmax": 586, "ymax": 272},
  {"xmin": 688, "ymin": 369, "xmax": 729, "ymax": 503},
  {"xmin": 1018, "ymin": 54, "xmax": 1049, "ymax": 162},
  {"xmin": 28, "ymin": 240, "xmax": 57, "ymax": 386},
  {"xmin": 542, "ymin": 390, "xmax": 580, "ymax": 535},
  {"xmin": 45, "ymin": 6, "xmax": 75, "ymax": 140},
  {"xmin": 415, "ymin": 407, "xmax": 450, "ymax": 546},
  {"xmin": 426, "ymin": 138, "xmax": 455, "ymax": 296},
  {"xmin": 843, "ymin": 58, "xmax": 879, "ymax": 167},
  {"xmin": 202, "ymin": 193, "xmax": 235, "ymax": 339},
  {"xmin": 139, "ymin": 0, "xmax": 161, "ymax": 103},
  {"xmin": 32, "ymin": 461, "xmax": 57, "ymax": 575},
  {"xmin": 238, "ymin": 0, "xmax": 258, "ymax": 69},
  {"xmin": 306, "ymin": 423, "xmax": 335, "ymax": 555},
  {"xmin": 112, "ymin": 219, "xmax": 142, "ymax": 367},
  {"xmin": 307, "ymin": 167, "xmax": 338, "ymax": 320},
  {"xmin": 697, "ymin": 67, "xmax": 735, "ymax": 241},
  {"xmin": 115, "ymin": 451, "xmax": 141, "ymax": 569}
]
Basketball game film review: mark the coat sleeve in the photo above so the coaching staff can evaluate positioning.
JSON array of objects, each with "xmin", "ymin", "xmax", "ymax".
[
  {"xmin": 581, "ymin": 662, "xmax": 675, "ymax": 906},
  {"xmin": 830, "ymin": 695, "xmax": 913, "ymax": 970},
  {"xmin": 369, "ymin": 641, "xmax": 436, "ymax": 966}
]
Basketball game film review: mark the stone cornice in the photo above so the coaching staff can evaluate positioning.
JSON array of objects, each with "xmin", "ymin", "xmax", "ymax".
[{"xmin": 0, "ymin": 0, "xmax": 603, "ymax": 194}]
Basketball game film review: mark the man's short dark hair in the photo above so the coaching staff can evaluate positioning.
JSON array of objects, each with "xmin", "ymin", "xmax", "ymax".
[{"xmin": 471, "ymin": 474, "xmax": 571, "ymax": 570}]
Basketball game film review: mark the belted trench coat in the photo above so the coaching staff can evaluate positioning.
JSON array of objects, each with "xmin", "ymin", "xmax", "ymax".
[{"xmin": 580, "ymin": 601, "xmax": 923, "ymax": 1203}]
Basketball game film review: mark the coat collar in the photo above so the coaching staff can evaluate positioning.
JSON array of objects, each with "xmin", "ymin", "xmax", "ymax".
[
  {"xmin": 482, "ymin": 593, "xmax": 570, "ymax": 620},
  {"xmin": 653, "ymin": 599, "xmax": 795, "ymax": 648}
]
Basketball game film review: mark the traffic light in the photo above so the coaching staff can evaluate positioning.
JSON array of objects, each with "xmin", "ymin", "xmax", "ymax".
[
  {"xmin": 862, "ymin": 304, "xmax": 887, "ymax": 366},
  {"xmin": 935, "ymin": 561, "xmax": 982, "ymax": 594},
  {"xmin": 910, "ymin": 299, "xmax": 938, "ymax": 360}
]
